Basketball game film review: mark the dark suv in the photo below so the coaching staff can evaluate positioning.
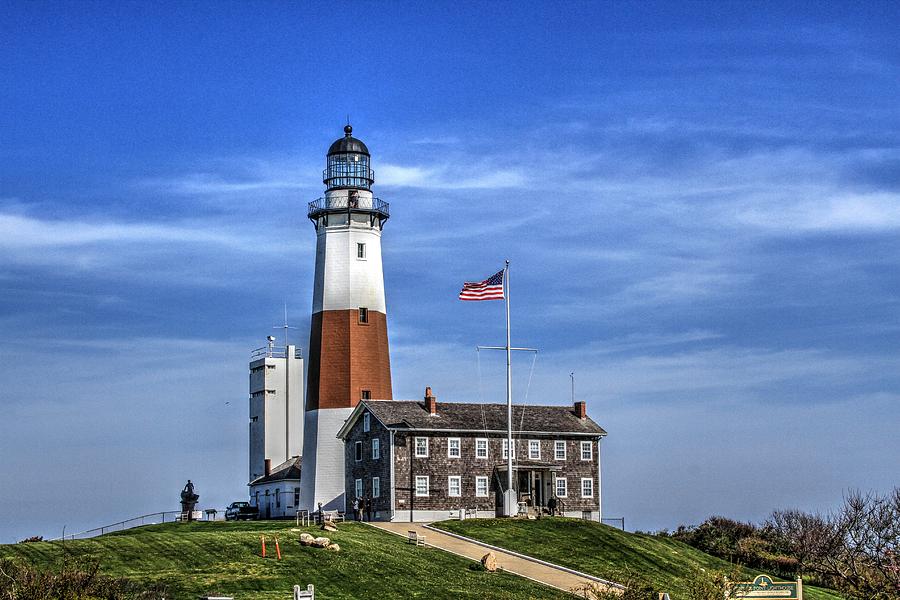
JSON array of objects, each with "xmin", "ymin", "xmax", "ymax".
[{"xmin": 225, "ymin": 501, "xmax": 259, "ymax": 521}]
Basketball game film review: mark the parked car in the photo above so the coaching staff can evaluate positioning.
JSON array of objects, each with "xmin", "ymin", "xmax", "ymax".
[{"xmin": 225, "ymin": 501, "xmax": 259, "ymax": 521}]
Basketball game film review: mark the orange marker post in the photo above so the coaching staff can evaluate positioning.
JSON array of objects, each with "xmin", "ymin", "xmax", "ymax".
[
  {"xmin": 275, "ymin": 536, "xmax": 282, "ymax": 560},
  {"xmin": 261, "ymin": 535, "xmax": 266, "ymax": 558}
]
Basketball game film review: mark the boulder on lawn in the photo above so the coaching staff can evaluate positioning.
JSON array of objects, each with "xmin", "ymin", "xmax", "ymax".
[
  {"xmin": 321, "ymin": 522, "xmax": 338, "ymax": 532},
  {"xmin": 326, "ymin": 543, "xmax": 341, "ymax": 552},
  {"xmin": 299, "ymin": 533, "xmax": 315, "ymax": 546},
  {"xmin": 312, "ymin": 536, "xmax": 331, "ymax": 548},
  {"xmin": 481, "ymin": 552, "xmax": 497, "ymax": 572}
]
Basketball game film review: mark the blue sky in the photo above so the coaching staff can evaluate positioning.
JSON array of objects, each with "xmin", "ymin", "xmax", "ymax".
[{"xmin": 1, "ymin": 1, "xmax": 898, "ymax": 542}]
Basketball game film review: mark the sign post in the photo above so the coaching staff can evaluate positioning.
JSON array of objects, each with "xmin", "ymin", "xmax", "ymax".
[{"xmin": 732, "ymin": 575, "xmax": 802, "ymax": 600}]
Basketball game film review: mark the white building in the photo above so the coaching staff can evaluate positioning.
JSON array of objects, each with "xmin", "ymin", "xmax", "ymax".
[
  {"xmin": 248, "ymin": 338, "xmax": 304, "ymax": 484},
  {"xmin": 248, "ymin": 457, "xmax": 302, "ymax": 519}
]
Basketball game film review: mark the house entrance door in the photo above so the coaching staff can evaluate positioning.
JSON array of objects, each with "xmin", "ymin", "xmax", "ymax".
[{"xmin": 532, "ymin": 471, "xmax": 544, "ymax": 507}]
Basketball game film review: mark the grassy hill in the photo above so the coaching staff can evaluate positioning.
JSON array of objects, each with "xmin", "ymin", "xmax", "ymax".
[
  {"xmin": 433, "ymin": 518, "xmax": 843, "ymax": 600},
  {"xmin": 0, "ymin": 521, "xmax": 567, "ymax": 599}
]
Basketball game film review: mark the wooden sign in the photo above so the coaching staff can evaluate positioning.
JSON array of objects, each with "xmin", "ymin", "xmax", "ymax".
[{"xmin": 732, "ymin": 575, "xmax": 802, "ymax": 599}]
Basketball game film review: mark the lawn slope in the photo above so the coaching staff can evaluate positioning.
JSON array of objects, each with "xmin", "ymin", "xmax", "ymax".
[
  {"xmin": 0, "ymin": 521, "xmax": 567, "ymax": 600},
  {"xmin": 434, "ymin": 518, "xmax": 842, "ymax": 600}
]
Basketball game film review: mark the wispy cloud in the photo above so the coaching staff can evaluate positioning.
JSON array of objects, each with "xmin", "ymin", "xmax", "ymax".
[
  {"xmin": 0, "ymin": 212, "xmax": 231, "ymax": 248},
  {"xmin": 737, "ymin": 192, "xmax": 900, "ymax": 232},
  {"xmin": 378, "ymin": 163, "xmax": 527, "ymax": 189}
]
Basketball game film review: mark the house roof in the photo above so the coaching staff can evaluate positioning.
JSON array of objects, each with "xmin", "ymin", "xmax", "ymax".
[
  {"xmin": 248, "ymin": 456, "xmax": 301, "ymax": 486},
  {"xmin": 338, "ymin": 400, "xmax": 606, "ymax": 439}
]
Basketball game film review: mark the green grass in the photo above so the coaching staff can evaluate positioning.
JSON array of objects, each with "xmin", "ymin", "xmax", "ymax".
[
  {"xmin": 433, "ymin": 518, "xmax": 844, "ymax": 600},
  {"xmin": 0, "ymin": 521, "xmax": 568, "ymax": 599}
]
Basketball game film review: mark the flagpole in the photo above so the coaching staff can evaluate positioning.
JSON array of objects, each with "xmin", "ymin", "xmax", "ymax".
[{"xmin": 504, "ymin": 259, "xmax": 513, "ymax": 513}]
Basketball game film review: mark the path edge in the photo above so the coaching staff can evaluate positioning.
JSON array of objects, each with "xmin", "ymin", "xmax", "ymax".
[{"xmin": 423, "ymin": 523, "xmax": 625, "ymax": 591}]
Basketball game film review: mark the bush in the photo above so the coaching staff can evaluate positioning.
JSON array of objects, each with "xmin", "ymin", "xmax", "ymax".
[
  {"xmin": 670, "ymin": 516, "xmax": 797, "ymax": 580},
  {"xmin": 571, "ymin": 566, "xmax": 658, "ymax": 600},
  {"xmin": 0, "ymin": 557, "xmax": 166, "ymax": 600},
  {"xmin": 682, "ymin": 565, "xmax": 744, "ymax": 600}
]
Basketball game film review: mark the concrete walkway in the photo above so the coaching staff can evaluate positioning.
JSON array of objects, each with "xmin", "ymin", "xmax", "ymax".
[{"xmin": 369, "ymin": 521, "xmax": 621, "ymax": 596}]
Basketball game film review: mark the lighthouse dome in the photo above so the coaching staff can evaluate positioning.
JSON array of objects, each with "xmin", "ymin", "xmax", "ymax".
[
  {"xmin": 324, "ymin": 124, "xmax": 374, "ymax": 191},
  {"xmin": 328, "ymin": 125, "xmax": 370, "ymax": 156}
]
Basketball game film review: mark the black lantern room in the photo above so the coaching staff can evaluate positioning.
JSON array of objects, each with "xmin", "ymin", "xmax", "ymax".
[{"xmin": 324, "ymin": 125, "xmax": 374, "ymax": 191}]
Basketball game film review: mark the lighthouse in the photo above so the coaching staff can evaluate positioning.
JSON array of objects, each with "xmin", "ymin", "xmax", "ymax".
[{"xmin": 299, "ymin": 125, "xmax": 393, "ymax": 511}]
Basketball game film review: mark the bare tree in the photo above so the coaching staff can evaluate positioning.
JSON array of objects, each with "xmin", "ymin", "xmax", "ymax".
[{"xmin": 770, "ymin": 488, "xmax": 900, "ymax": 600}]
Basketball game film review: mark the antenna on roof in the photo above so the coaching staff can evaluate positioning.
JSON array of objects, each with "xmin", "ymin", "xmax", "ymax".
[
  {"xmin": 570, "ymin": 372, "xmax": 575, "ymax": 404},
  {"xmin": 274, "ymin": 303, "xmax": 297, "ymax": 349}
]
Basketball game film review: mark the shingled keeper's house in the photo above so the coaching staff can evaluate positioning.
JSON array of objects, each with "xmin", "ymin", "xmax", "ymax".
[{"xmin": 337, "ymin": 387, "xmax": 606, "ymax": 522}]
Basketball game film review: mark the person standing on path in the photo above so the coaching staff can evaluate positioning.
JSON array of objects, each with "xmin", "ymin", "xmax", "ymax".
[
  {"xmin": 352, "ymin": 496, "xmax": 360, "ymax": 521},
  {"xmin": 359, "ymin": 495, "xmax": 367, "ymax": 522},
  {"xmin": 365, "ymin": 494, "xmax": 373, "ymax": 521}
]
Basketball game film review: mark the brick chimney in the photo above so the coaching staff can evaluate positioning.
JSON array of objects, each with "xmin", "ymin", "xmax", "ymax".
[
  {"xmin": 574, "ymin": 400, "xmax": 586, "ymax": 419},
  {"xmin": 425, "ymin": 386, "xmax": 437, "ymax": 416},
  {"xmin": 264, "ymin": 458, "xmax": 271, "ymax": 477}
]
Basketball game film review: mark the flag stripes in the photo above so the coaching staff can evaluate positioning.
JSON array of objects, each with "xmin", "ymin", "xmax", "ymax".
[{"xmin": 459, "ymin": 269, "xmax": 505, "ymax": 301}]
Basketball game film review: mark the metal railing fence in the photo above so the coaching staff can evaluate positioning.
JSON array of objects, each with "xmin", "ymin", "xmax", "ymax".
[{"xmin": 49, "ymin": 509, "xmax": 225, "ymax": 541}]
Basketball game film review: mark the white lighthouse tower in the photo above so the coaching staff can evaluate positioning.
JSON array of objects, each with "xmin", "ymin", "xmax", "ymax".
[{"xmin": 300, "ymin": 125, "xmax": 392, "ymax": 511}]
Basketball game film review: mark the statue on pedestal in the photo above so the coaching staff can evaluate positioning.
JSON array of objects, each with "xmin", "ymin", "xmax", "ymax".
[{"xmin": 180, "ymin": 480, "xmax": 199, "ymax": 521}]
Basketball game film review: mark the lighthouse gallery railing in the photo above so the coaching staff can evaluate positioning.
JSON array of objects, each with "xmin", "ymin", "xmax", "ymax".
[{"xmin": 307, "ymin": 196, "xmax": 390, "ymax": 220}]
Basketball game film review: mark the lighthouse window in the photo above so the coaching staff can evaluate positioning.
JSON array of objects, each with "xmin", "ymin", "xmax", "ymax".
[
  {"xmin": 357, "ymin": 243, "xmax": 366, "ymax": 259},
  {"xmin": 358, "ymin": 307, "xmax": 369, "ymax": 324},
  {"xmin": 361, "ymin": 390, "xmax": 371, "ymax": 400}
]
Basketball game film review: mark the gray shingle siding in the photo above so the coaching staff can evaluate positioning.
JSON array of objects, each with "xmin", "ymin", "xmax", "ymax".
[{"xmin": 341, "ymin": 400, "xmax": 605, "ymax": 520}]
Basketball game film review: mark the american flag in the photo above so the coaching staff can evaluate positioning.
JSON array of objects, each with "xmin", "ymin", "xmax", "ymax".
[{"xmin": 459, "ymin": 269, "xmax": 505, "ymax": 301}]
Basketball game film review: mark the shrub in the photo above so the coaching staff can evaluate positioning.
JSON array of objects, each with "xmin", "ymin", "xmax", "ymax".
[
  {"xmin": 0, "ymin": 557, "xmax": 166, "ymax": 600},
  {"xmin": 571, "ymin": 566, "xmax": 658, "ymax": 600}
]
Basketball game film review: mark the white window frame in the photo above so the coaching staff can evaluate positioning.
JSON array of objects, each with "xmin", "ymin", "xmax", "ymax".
[
  {"xmin": 475, "ymin": 476, "xmax": 489, "ymax": 497},
  {"xmin": 355, "ymin": 478, "xmax": 363, "ymax": 499},
  {"xmin": 448, "ymin": 475, "xmax": 461, "ymax": 497},
  {"xmin": 581, "ymin": 477, "xmax": 594, "ymax": 498},
  {"xmin": 555, "ymin": 440, "xmax": 566, "ymax": 460},
  {"xmin": 372, "ymin": 476, "xmax": 380, "ymax": 498},
  {"xmin": 475, "ymin": 438, "xmax": 488, "ymax": 459},
  {"xmin": 529, "ymin": 439, "xmax": 541, "ymax": 460},
  {"xmin": 502, "ymin": 439, "xmax": 516, "ymax": 459},
  {"xmin": 354, "ymin": 441, "xmax": 362, "ymax": 461},
  {"xmin": 447, "ymin": 437, "xmax": 461, "ymax": 458},
  {"xmin": 581, "ymin": 441, "xmax": 593, "ymax": 461},
  {"xmin": 555, "ymin": 477, "xmax": 568, "ymax": 498},
  {"xmin": 372, "ymin": 437, "xmax": 380, "ymax": 460},
  {"xmin": 357, "ymin": 242, "xmax": 366, "ymax": 259},
  {"xmin": 363, "ymin": 412, "xmax": 370, "ymax": 432},
  {"xmin": 415, "ymin": 436, "xmax": 428, "ymax": 458},
  {"xmin": 415, "ymin": 475, "xmax": 429, "ymax": 497}
]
